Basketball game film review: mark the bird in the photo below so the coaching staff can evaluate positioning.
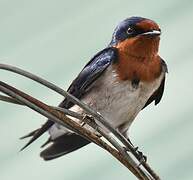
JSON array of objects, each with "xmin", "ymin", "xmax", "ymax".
[{"xmin": 20, "ymin": 16, "xmax": 168, "ymax": 160}]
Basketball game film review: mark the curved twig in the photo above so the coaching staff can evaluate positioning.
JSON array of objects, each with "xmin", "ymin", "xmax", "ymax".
[
  {"xmin": 0, "ymin": 64, "xmax": 136, "ymax": 149},
  {"xmin": 0, "ymin": 94, "xmax": 24, "ymax": 105},
  {"xmin": 0, "ymin": 64, "xmax": 160, "ymax": 179},
  {"xmin": 0, "ymin": 81, "xmax": 149, "ymax": 179}
]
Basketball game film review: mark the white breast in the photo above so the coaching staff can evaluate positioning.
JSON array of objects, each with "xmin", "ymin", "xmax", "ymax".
[
  {"xmin": 82, "ymin": 66, "xmax": 163, "ymax": 128},
  {"xmin": 49, "ymin": 66, "xmax": 164, "ymax": 139}
]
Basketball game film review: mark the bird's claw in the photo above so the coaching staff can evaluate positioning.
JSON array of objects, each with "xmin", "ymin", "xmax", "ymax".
[
  {"xmin": 82, "ymin": 114, "xmax": 98, "ymax": 129},
  {"xmin": 123, "ymin": 141, "xmax": 147, "ymax": 167},
  {"xmin": 82, "ymin": 114, "xmax": 94, "ymax": 124},
  {"xmin": 137, "ymin": 150, "xmax": 147, "ymax": 167}
]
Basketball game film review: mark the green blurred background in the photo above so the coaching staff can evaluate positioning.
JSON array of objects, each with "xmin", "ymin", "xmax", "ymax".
[{"xmin": 0, "ymin": 0, "xmax": 193, "ymax": 179}]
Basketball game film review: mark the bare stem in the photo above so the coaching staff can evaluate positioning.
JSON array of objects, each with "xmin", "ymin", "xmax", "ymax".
[
  {"xmin": 0, "ymin": 94, "xmax": 24, "ymax": 105},
  {"xmin": 0, "ymin": 64, "xmax": 160, "ymax": 180},
  {"xmin": 0, "ymin": 81, "xmax": 149, "ymax": 179},
  {"xmin": 0, "ymin": 64, "xmax": 136, "ymax": 149}
]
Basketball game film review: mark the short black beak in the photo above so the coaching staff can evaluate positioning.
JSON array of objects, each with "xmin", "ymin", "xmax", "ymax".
[{"xmin": 141, "ymin": 30, "xmax": 161, "ymax": 37}]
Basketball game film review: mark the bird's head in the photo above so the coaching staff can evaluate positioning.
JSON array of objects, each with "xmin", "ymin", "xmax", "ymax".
[{"xmin": 109, "ymin": 17, "xmax": 161, "ymax": 58}]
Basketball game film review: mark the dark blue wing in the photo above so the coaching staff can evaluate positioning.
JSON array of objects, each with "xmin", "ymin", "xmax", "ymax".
[
  {"xmin": 20, "ymin": 47, "xmax": 118, "ymax": 151},
  {"xmin": 59, "ymin": 47, "xmax": 118, "ymax": 108}
]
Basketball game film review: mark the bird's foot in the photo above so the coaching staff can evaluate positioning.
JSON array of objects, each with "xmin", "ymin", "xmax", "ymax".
[
  {"xmin": 136, "ymin": 150, "xmax": 147, "ymax": 166},
  {"xmin": 124, "ymin": 146, "xmax": 147, "ymax": 166},
  {"xmin": 124, "ymin": 138, "xmax": 147, "ymax": 166},
  {"xmin": 82, "ymin": 114, "xmax": 98, "ymax": 129}
]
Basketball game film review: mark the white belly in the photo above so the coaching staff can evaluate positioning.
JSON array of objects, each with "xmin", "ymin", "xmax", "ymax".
[{"xmin": 49, "ymin": 66, "xmax": 164, "ymax": 139}]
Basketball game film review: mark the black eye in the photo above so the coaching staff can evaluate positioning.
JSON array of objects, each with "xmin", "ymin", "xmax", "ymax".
[{"xmin": 126, "ymin": 27, "xmax": 134, "ymax": 34}]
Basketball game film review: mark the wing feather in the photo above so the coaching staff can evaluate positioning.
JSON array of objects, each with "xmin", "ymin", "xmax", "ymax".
[{"xmin": 21, "ymin": 47, "xmax": 118, "ymax": 151}]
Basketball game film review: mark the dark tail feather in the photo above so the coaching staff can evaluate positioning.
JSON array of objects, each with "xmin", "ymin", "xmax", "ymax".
[
  {"xmin": 20, "ymin": 120, "xmax": 54, "ymax": 151},
  {"xmin": 40, "ymin": 134, "xmax": 90, "ymax": 161},
  {"xmin": 20, "ymin": 129, "xmax": 40, "ymax": 139}
]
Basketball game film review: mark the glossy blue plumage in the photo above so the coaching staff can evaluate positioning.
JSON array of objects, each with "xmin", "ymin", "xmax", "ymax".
[
  {"xmin": 109, "ymin": 16, "xmax": 146, "ymax": 46},
  {"xmin": 60, "ymin": 47, "xmax": 118, "ymax": 108}
]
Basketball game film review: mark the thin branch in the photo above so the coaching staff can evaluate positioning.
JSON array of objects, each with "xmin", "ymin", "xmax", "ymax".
[
  {"xmin": 0, "ymin": 94, "xmax": 24, "ymax": 105},
  {"xmin": 0, "ymin": 81, "xmax": 149, "ymax": 179},
  {"xmin": 0, "ymin": 64, "xmax": 160, "ymax": 179},
  {"xmin": 0, "ymin": 64, "xmax": 136, "ymax": 149},
  {"xmin": 0, "ymin": 94, "xmax": 83, "ymax": 119},
  {"xmin": 0, "ymin": 64, "xmax": 153, "ymax": 174},
  {"xmin": 0, "ymin": 91, "xmax": 152, "ymax": 178}
]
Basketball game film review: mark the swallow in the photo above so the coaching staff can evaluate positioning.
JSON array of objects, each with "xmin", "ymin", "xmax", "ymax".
[{"xmin": 21, "ymin": 16, "xmax": 168, "ymax": 160}]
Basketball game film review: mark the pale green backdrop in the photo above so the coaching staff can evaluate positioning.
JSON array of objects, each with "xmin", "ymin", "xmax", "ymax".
[{"xmin": 0, "ymin": 0, "xmax": 193, "ymax": 179}]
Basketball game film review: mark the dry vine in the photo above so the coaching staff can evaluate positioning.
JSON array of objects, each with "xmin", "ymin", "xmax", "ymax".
[{"xmin": 0, "ymin": 64, "xmax": 160, "ymax": 180}]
